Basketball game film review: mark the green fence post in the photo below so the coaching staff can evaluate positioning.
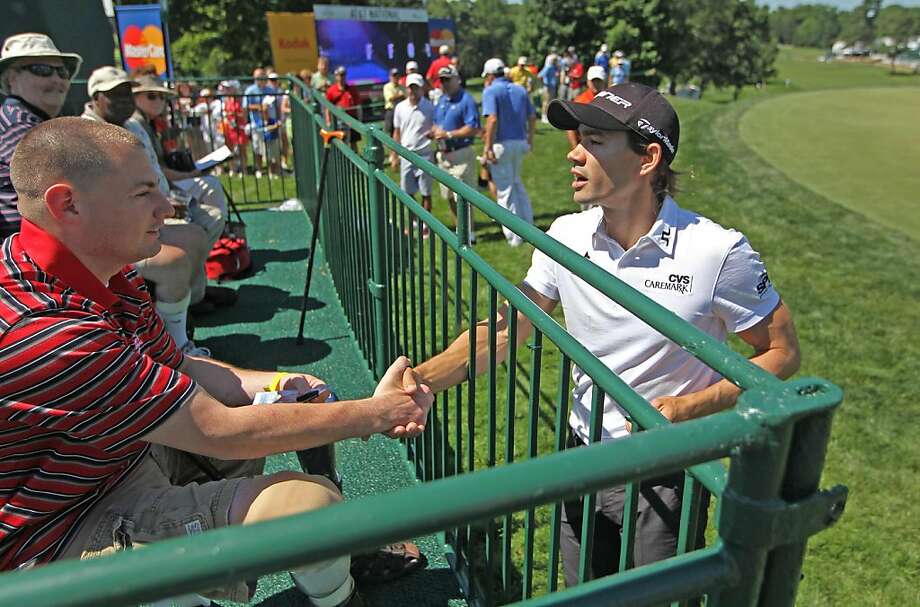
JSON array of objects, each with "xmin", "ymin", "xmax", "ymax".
[
  {"xmin": 709, "ymin": 379, "xmax": 845, "ymax": 607},
  {"xmin": 709, "ymin": 391, "xmax": 793, "ymax": 606},
  {"xmin": 364, "ymin": 126, "xmax": 391, "ymax": 379},
  {"xmin": 759, "ymin": 408, "xmax": 840, "ymax": 606}
]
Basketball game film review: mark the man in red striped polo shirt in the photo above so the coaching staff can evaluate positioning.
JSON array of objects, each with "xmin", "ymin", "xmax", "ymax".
[{"xmin": 0, "ymin": 117, "xmax": 431, "ymax": 606}]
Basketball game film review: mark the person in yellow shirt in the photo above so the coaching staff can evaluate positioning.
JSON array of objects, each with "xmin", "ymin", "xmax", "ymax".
[
  {"xmin": 508, "ymin": 56, "xmax": 534, "ymax": 93},
  {"xmin": 382, "ymin": 68, "xmax": 406, "ymax": 137}
]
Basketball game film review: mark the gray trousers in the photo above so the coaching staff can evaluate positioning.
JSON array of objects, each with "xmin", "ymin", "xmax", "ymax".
[{"xmin": 559, "ymin": 434, "xmax": 708, "ymax": 588}]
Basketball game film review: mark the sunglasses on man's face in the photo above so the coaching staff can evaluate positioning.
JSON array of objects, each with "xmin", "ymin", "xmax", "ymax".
[
  {"xmin": 19, "ymin": 63, "xmax": 71, "ymax": 80},
  {"xmin": 439, "ymin": 76, "xmax": 455, "ymax": 83},
  {"xmin": 102, "ymin": 86, "xmax": 134, "ymax": 100},
  {"xmin": 144, "ymin": 92, "xmax": 166, "ymax": 101}
]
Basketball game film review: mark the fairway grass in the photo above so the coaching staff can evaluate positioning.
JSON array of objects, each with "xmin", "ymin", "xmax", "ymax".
[{"xmin": 738, "ymin": 87, "xmax": 920, "ymax": 240}]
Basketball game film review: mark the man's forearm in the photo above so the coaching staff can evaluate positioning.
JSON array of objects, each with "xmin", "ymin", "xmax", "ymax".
[
  {"xmin": 666, "ymin": 345, "xmax": 800, "ymax": 421},
  {"xmin": 415, "ymin": 308, "xmax": 531, "ymax": 394},
  {"xmin": 483, "ymin": 116, "xmax": 498, "ymax": 149},
  {"xmin": 180, "ymin": 356, "xmax": 281, "ymax": 405},
  {"xmin": 451, "ymin": 124, "xmax": 479, "ymax": 139},
  {"xmin": 148, "ymin": 358, "xmax": 431, "ymax": 459},
  {"xmin": 147, "ymin": 388, "xmax": 387, "ymax": 460}
]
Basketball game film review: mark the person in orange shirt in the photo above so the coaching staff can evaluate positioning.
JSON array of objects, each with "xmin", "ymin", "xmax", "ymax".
[{"xmin": 567, "ymin": 65, "xmax": 607, "ymax": 150}]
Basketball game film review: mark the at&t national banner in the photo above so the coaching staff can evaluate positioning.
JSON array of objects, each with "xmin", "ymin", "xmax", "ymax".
[
  {"xmin": 266, "ymin": 12, "xmax": 319, "ymax": 75},
  {"xmin": 114, "ymin": 4, "xmax": 172, "ymax": 78}
]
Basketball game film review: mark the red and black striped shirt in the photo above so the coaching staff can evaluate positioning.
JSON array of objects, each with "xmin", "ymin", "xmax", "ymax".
[{"xmin": 0, "ymin": 220, "xmax": 195, "ymax": 570}]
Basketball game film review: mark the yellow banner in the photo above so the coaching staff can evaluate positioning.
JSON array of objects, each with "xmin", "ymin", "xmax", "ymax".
[{"xmin": 266, "ymin": 12, "xmax": 318, "ymax": 75}]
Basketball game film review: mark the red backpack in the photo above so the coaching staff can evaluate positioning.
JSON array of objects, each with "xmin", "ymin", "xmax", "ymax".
[
  {"xmin": 206, "ymin": 232, "xmax": 251, "ymax": 281},
  {"xmin": 205, "ymin": 190, "xmax": 251, "ymax": 281}
]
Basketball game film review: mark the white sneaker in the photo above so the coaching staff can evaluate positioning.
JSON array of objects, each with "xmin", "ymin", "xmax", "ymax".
[
  {"xmin": 181, "ymin": 340, "xmax": 211, "ymax": 357},
  {"xmin": 255, "ymin": 170, "xmax": 263, "ymax": 179}
]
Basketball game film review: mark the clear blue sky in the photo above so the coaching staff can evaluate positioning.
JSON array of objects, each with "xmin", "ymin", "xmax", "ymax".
[{"xmin": 759, "ymin": 0, "xmax": 920, "ymax": 8}]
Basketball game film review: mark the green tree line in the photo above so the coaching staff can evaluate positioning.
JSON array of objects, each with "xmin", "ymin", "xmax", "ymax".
[
  {"xmin": 430, "ymin": 0, "xmax": 777, "ymax": 100},
  {"xmin": 770, "ymin": 2, "xmax": 920, "ymax": 49},
  {"xmin": 148, "ymin": 0, "xmax": 780, "ymax": 99}
]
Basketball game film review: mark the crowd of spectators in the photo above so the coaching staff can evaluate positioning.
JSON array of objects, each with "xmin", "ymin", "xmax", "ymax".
[{"xmin": 320, "ymin": 42, "xmax": 629, "ymax": 246}]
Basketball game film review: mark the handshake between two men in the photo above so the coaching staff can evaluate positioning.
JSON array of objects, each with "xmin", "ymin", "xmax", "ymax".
[{"xmin": 293, "ymin": 355, "xmax": 433, "ymax": 441}]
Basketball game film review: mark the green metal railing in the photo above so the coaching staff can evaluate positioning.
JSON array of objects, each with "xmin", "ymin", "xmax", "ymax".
[{"xmin": 0, "ymin": 77, "xmax": 846, "ymax": 606}]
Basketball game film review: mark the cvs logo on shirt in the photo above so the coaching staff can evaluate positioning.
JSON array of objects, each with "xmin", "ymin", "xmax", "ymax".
[{"xmin": 644, "ymin": 273, "xmax": 694, "ymax": 295}]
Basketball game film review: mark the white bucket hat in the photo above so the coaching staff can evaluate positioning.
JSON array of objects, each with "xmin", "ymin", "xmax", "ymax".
[{"xmin": 0, "ymin": 33, "xmax": 83, "ymax": 88}]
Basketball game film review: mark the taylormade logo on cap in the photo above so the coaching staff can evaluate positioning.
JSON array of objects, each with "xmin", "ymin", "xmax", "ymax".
[{"xmin": 636, "ymin": 118, "xmax": 676, "ymax": 155}]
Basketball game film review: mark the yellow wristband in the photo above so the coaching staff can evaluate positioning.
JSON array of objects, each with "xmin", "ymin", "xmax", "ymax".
[{"xmin": 266, "ymin": 372, "xmax": 288, "ymax": 392}]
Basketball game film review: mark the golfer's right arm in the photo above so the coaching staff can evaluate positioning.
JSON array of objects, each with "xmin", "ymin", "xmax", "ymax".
[
  {"xmin": 143, "ymin": 357, "xmax": 430, "ymax": 460},
  {"xmin": 415, "ymin": 284, "xmax": 557, "ymax": 394}
]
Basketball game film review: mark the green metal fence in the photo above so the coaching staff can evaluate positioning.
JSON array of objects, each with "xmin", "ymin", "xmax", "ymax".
[{"xmin": 0, "ymin": 78, "xmax": 847, "ymax": 607}]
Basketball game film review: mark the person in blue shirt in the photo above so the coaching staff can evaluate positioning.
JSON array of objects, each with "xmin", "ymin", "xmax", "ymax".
[
  {"xmin": 594, "ymin": 43, "xmax": 610, "ymax": 74},
  {"xmin": 538, "ymin": 55, "xmax": 560, "ymax": 125},
  {"xmin": 481, "ymin": 58, "xmax": 536, "ymax": 247},
  {"xmin": 612, "ymin": 50, "xmax": 631, "ymax": 85},
  {"xmin": 243, "ymin": 67, "xmax": 281, "ymax": 178},
  {"xmin": 430, "ymin": 64, "xmax": 481, "ymax": 239}
]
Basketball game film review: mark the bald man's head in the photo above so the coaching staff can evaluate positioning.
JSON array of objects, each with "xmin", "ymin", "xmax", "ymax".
[{"xmin": 11, "ymin": 117, "xmax": 143, "ymax": 221}]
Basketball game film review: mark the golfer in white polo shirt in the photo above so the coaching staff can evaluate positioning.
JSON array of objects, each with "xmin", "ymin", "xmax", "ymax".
[
  {"xmin": 391, "ymin": 73, "xmax": 436, "ymax": 235},
  {"xmin": 414, "ymin": 82, "xmax": 801, "ymax": 584}
]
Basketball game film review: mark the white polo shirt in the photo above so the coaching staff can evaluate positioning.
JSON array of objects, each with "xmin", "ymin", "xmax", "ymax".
[
  {"xmin": 523, "ymin": 197, "xmax": 780, "ymax": 443},
  {"xmin": 393, "ymin": 97, "xmax": 435, "ymax": 154}
]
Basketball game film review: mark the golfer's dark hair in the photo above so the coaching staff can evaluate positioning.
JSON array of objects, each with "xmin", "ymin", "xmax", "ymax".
[
  {"xmin": 626, "ymin": 130, "xmax": 679, "ymax": 204},
  {"xmin": 11, "ymin": 117, "xmax": 143, "ymax": 212}
]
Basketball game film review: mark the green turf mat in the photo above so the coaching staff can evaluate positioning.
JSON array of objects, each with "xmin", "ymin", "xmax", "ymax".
[{"xmin": 193, "ymin": 209, "xmax": 465, "ymax": 606}]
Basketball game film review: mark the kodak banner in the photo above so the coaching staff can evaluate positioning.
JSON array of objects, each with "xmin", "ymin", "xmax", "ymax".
[{"xmin": 266, "ymin": 12, "xmax": 318, "ymax": 75}]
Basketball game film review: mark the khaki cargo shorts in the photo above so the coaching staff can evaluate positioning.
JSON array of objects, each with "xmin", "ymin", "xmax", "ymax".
[
  {"xmin": 58, "ymin": 445, "xmax": 265, "ymax": 602},
  {"xmin": 437, "ymin": 145, "xmax": 476, "ymax": 201}
]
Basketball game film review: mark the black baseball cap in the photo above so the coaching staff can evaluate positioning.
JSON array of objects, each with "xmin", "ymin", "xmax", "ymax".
[{"xmin": 547, "ymin": 82, "xmax": 680, "ymax": 165}]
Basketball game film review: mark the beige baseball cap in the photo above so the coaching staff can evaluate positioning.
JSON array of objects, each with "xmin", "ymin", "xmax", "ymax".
[{"xmin": 87, "ymin": 66, "xmax": 137, "ymax": 96}]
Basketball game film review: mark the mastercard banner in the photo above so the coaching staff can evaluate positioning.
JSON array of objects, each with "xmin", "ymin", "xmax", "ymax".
[
  {"xmin": 266, "ymin": 12, "xmax": 319, "ymax": 76},
  {"xmin": 115, "ymin": 4, "xmax": 173, "ymax": 78},
  {"xmin": 428, "ymin": 18, "xmax": 457, "ymax": 54}
]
